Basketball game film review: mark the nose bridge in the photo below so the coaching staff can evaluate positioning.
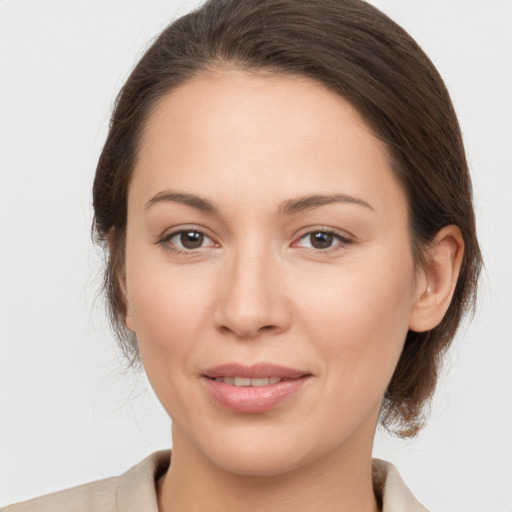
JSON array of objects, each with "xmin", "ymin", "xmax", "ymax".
[{"xmin": 214, "ymin": 238, "xmax": 287, "ymax": 338}]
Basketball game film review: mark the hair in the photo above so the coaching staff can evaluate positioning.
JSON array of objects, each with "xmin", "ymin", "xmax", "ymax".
[{"xmin": 92, "ymin": 0, "xmax": 482, "ymax": 437}]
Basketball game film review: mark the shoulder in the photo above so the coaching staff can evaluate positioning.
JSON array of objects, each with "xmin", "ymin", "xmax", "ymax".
[
  {"xmin": 1, "ymin": 476, "xmax": 118, "ymax": 512},
  {"xmin": 2, "ymin": 450, "xmax": 171, "ymax": 512},
  {"xmin": 372, "ymin": 458, "xmax": 430, "ymax": 512}
]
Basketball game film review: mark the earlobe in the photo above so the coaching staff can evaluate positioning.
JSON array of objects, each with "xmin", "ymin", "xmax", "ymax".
[
  {"xmin": 124, "ymin": 309, "xmax": 136, "ymax": 333},
  {"xmin": 107, "ymin": 228, "xmax": 135, "ymax": 333},
  {"xmin": 409, "ymin": 225, "xmax": 464, "ymax": 333},
  {"xmin": 118, "ymin": 267, "xmax": 135, "ymax": 332},
  {"xmin": 122, "ymin": 271, "xmax": 135, "ymax": 332}
]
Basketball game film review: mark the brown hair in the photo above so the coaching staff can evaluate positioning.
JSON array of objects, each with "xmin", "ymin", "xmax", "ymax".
[{"xmin": 93, "ymin": 0, "xmax": 482, "ymax": 437}]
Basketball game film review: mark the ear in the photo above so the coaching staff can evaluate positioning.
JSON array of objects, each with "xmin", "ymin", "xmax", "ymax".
[
  {"xmin": 409, "ymin": 225, "xmax": 464, "ymax": 333},
  {"xmin": 107, "ymin": 228, "xmax": 136, "ymax": 333}
]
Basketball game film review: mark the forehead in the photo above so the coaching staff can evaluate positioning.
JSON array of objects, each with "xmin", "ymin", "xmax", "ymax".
[
  {"xmin": 140, "ymin": 68, "xmax": 375, "ymax": 156},
  {"xmin": 131, "ymin": 69, "xmax": 406, "ymax": 216}
]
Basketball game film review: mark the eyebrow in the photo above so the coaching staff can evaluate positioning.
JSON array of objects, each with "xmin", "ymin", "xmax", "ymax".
[
  {"xmin": 145, "ymin": 191, "xmax": 220, "ymax": 214},
  {"xmin": 278, "ymin": 194, "xmax": 374, "ymax": 215},
  {"xmin": 144, "ymin": 190, "xmax": 374, "ymax": 215}
]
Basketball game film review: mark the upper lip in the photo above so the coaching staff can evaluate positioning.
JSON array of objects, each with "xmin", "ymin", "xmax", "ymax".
[{"xmin": 202, "ymin": 363, "xmax": 310, "ymax": 379}]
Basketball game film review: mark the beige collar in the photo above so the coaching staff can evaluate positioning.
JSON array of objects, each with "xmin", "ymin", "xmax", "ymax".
[{"xmin": 117, "ymin": 451, "xmax": 429, "ymax": 512}]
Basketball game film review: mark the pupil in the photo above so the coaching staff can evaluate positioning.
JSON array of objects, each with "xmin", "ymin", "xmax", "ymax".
[
  {"xmin": 181, "ymin": 231, "xmax": 203, "ymax": 249},
  {"xmin": 311, "ymin": 232, "xmax": 333, "ymax": 249}
]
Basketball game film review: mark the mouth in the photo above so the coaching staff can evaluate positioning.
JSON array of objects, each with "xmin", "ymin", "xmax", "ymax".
[
  {"xmin": 211, "ymin": 376, "xmax": 285, "ymax": 386},
  {"xmin": 203, "ymin": 362, "xmax": 309, "ymax": 380},
  {"xmin": 201, "ymin": 363, "xmax": 312, "ymax": 413}
]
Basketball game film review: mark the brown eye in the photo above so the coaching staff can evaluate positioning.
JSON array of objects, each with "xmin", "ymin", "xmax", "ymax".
[
  {"xmin": 180, "ymin": 231, "xmax": 204, "ymax": 249},
  {"xmin": 166, "ymin": 230, "xmax": 213, "ymax": 251},
  {"xmin": 296, "ymin": 230, "xmax": 350, "ymax": 251},
  {"xmin": 310, "ymin": 232, "xmax": 334, "ymax": 249}
]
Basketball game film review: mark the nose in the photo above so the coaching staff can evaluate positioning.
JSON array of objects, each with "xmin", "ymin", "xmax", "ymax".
[{"xmin": 213, "ymin": 246, "xmax": 291, "ymax": 339}]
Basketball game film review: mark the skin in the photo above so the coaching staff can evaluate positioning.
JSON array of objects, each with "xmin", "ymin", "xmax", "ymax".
[{"xmin": 120, "ymin": 69, "xmax": 463, "ymax": 512}]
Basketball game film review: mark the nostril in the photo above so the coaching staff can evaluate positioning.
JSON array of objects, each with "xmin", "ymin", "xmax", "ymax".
[{"xmin": 217, "ymin": 322, "xmax": 280, "ymax": 338}]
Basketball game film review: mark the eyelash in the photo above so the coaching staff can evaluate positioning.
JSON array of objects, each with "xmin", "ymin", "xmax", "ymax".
[
  {"xmin": 158, "ymin": 228, "xmax": 216, "ymax": 254},
  {"xmin": 158, "ymin": 228, "xmax": 354, "ymax": 254},
  {"xmin": 293, "ymin": 229, "xmax": 353, "ymax": 254}
]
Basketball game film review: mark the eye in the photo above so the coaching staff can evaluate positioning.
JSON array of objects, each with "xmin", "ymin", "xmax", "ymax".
[
  {"xmin": 295, "ymin": 230, "xmax": 351, "ymax": 251},
  {"xmin": 163, "ymin": 229, "xmax": 215, "ymax": 251}
]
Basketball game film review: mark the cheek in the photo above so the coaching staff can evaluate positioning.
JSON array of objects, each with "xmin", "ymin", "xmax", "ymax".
[
  {"xmin": 124, "ymin": 250, "xmax": 216, "ymax": 366},
  {"xmin": 289, "ymin": 255, "xmax": 416, "ymax": 442},
  {"xmin": 294, "ymin": 250, "xmax": 416, "ymax": 380},
  {"xmin": 124, "ymin": 260, "xmax": 218, "ymax": 422}
]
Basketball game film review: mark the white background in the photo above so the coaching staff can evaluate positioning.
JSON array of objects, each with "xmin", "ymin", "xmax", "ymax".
[{"xmin": 0, "ymin": 1, "xmax": 511, "ymax": 510}]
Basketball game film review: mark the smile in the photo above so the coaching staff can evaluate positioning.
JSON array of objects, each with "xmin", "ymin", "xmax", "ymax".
[
  {"xmin": 202, "ymin": 363, "xmax": 312, "ymax": 413},
  {"xmin": 213, "ymin": 376, "xmax": 283, "ymax": 386}
]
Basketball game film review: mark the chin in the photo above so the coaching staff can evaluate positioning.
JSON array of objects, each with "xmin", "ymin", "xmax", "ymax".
[
  {"xmin": 208, "ymin": 447, "xmax": 310, "ymax": 478},
  {"xmin": 190, "ymin": 422, "xmax": 338, "ymax": 478}
]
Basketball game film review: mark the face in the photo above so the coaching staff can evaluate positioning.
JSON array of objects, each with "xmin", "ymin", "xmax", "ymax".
[{"xmin": 123, "ymin": 69, "xmax": 425, "ymax": 476}]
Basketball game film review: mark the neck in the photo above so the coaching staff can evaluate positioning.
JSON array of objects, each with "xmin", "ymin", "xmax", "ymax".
[{"xmin": 157, "ymin": 427, "xmax": 380, "ymax": 512}]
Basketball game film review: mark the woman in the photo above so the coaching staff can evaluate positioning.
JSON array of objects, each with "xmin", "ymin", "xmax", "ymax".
[{"xmin": 2, "ymin": 0, "xmax": 482, "ymax": 510}]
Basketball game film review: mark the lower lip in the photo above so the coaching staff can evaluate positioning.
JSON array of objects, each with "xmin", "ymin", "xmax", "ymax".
[{"xmin": 202, "ymin": 377, "xmax": 310, "ymax": 413}]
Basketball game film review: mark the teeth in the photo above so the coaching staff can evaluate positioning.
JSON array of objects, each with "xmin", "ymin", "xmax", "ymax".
[
  {"xmin": 215, "ymin": 376, "xmax": 283, "ymax": 386},
  {"xmin": 234, "ymin": 377, "xmax": 251, "ymax": 387},
  {"xmin": 250, "ymin": 378, "xmax": 270, "ymax": 386}
]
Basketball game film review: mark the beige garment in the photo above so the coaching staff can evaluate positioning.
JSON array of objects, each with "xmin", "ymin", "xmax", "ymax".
[{"xmin": 2, "ymin": 451, "xmax": 429, "ymax": 511}]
